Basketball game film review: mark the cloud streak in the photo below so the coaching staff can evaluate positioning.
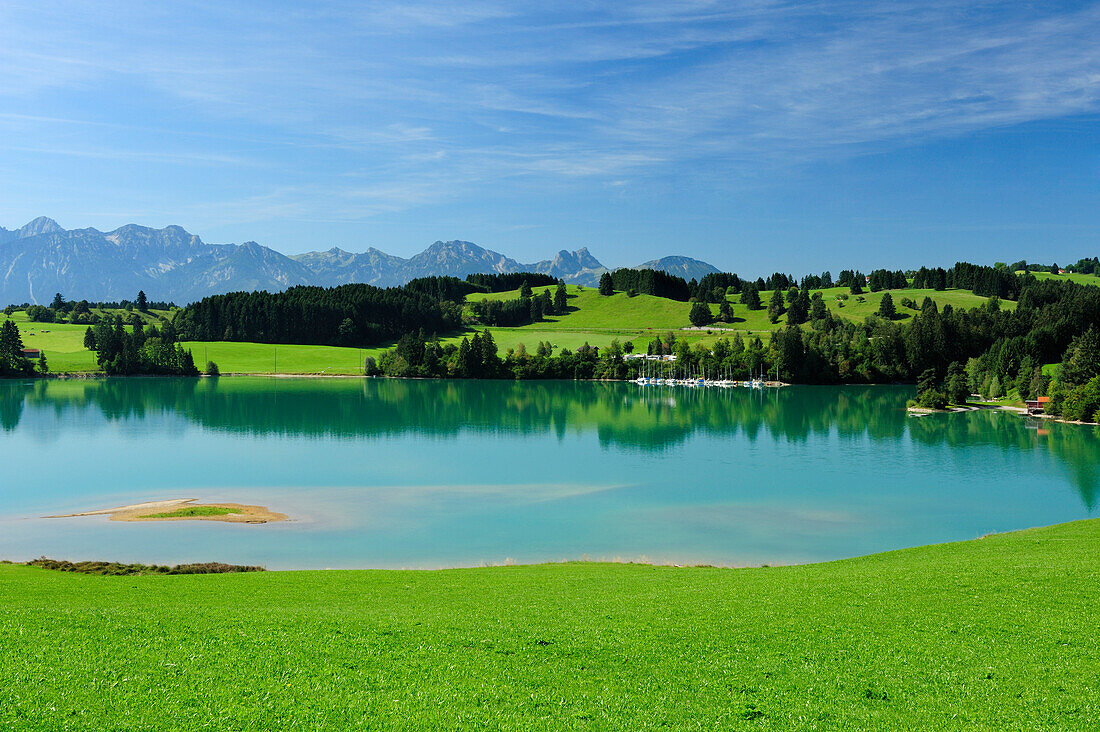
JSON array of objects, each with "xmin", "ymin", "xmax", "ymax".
[{"xmin": 0, "ymin": 0, "xmax": 1097, "ymax": 248}]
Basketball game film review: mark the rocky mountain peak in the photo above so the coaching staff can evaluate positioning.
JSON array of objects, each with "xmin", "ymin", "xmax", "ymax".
[{"xmin": 17, "ymin": 216, "xmax": 64, "ymax": 238}]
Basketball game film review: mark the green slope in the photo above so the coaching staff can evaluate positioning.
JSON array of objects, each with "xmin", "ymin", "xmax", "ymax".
[
  {"xmin": 1, "ymin": 520, "xmax": 1097, "ymax": 729},
  {"xmin": 1024, "ymin": 270, "xmax": 1100, "ymax": 287},
  {"xmin": 468, "ymin": 284, "xmax": 1009, "ymax": 354},
  {"xmin": 0, "ymin": 286, "xmax": 1014, "ymax": 375}
]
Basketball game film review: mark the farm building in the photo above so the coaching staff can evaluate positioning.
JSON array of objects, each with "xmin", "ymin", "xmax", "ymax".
[{"xmin": 1024, "ymin": 396, "xmax": 1050, "ymax": 415}]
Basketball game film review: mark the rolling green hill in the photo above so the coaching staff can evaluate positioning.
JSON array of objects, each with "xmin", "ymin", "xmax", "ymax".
[
  {"xmin": 1, "ymin": 309, "xmax": 174, "ymax": 372},
  {"xmin": 1023, "ymin": 271, "xmax": 1100, "ymax": 287},
  {"xmin": 0, "ymin": 285, "xmax": 1014, "ymax": 375},
  {"xmin": 1, "ymin": 520, "xmax": 1097, "ymax": 729},
  {"xmin": 467, "ymin": 284, "xmax": 1010, "ymax": 354}
]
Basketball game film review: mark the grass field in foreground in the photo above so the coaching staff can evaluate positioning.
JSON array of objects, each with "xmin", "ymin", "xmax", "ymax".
[{"xmin": 1, "ymin": 520, "xmax": 1097, "ymax": 729}]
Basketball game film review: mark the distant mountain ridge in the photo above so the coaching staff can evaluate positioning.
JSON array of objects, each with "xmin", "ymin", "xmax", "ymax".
[
  {"xmin": 0, "ymin": 218, "xmax": 718, "ymax": 304},
  {"xmin": 636, "ymin": 256, "xmax": 720, "ymax": 283}
]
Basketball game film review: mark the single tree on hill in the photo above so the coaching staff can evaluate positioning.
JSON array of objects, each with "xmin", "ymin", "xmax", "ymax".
[
  {"xmin": 519, "ymin": 280, "xmax": 532, "ymax": 298},
  {"xmin": 689, "ymin": 301, "xmax": 713, "ymax": 327},
  {"xmin": 137, "ymin": 291, "xmax": 148, "ymax": 312},
  {"xmin": 554, "ymin": 282, "xmax": 567, "ymax": 313},
  {"xmin": 810, "ymin": 292, "xmax": 827, "ymax": 321},
  {"xmin": 718, "ymin": 300, "xmax": 734, "ymax": 322},
  {"xmin": 877, "ymin": 292, "xmax": 897, "ymax": 320},
  {"xmin": 767, "ymin": 289, "xmax": 786, "ymax": 324},
  {"xmin": 741, "ymin": 283, "xmax": 761, "ymax": 310},
  {"xmin": 598, "ymin": 272, "xmax": 614, "ymax": 296},
  {"xmin": 787, "ymin": 289, "xmax": 810, "ymax": 325}
]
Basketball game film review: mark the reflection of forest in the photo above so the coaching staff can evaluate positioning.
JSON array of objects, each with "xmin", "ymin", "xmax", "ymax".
[{"xmin": 2, "ymin": 378, "xmax": 1097, "ymax": 506}]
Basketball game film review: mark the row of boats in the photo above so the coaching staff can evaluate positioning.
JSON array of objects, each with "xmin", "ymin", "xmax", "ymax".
[
  {"xmin": 633, "ymin": 376, "xmax": 785, "ymax": 388},
  {"xmin": 632, "ymin": 363, "xmax": 787, "ymax": 389}
]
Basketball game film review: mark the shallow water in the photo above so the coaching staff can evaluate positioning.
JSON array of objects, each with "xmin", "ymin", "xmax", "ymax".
[{"xmin": 1, "ymin": 377, "xmax": 1096, "ymax": 569}]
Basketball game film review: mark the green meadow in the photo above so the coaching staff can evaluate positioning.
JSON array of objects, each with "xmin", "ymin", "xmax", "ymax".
[
  {"xmin": 469, "ymin": 284, "xmax": 1008, "ymax": 353},
  {"xmin": 1, "ymin": 520, "xmax": 1097, "ymax": 729},
  {"xmin": 1025, "ymin": 270, "xmax": 1100, "ymax": 287},
  {"xmin": 1, "ymin": 309, "xmax": 173, "ymax": 372},
  {"xmin": 2, "ymin": 285, "xmax": 1011, "ymax": 375}
]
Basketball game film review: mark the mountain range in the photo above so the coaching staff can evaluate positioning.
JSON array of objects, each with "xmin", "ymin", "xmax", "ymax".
[{"xmin": 0, "ymin": 218, "xmax": 719, "ymax": 305}]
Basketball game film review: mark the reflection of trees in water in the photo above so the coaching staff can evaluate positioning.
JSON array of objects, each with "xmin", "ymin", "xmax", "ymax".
[
  {"xmin": 2, "ymin": 378, "xmax": 1097, "ymax": 505},
  {"xmin": 907, "ymin": 409, "xmax": 1100, "ymax": 509},
  {"xmin": 10, "ymin": 378, "xmax": 907, "ymax": 447}
]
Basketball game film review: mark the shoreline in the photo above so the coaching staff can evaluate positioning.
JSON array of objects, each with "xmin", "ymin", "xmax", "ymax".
[{"xmin": 6, "ymin": 518, "xmax": 1094, "ymax": 572}]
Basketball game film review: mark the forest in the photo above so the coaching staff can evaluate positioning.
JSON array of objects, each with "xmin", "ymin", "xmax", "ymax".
[{"xmin": 173, "ymin": 283, "xmax": 463, "ymax": 347}]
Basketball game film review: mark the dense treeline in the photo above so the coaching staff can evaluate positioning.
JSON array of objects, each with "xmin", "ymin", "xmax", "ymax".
[
  {"xmin": 465, "ymin": 272, "xmax": 558, "ymax": 292},
  {"xmin": 403, "ymin": 276, "xmax": 481, "ymax": 301},
  {"xmin": 1065, "ymin": 257, "xmax": 1100, "ymax": 275},
  {"xmin": 683, "ymin": 261, "xmax": 1031, "ymax": 302},
  {"xmin": 174, "ymin": 284, "xmax": 463, "ymax": 347},
  {"xmin": 88, "ymin": 316, "xmax": 198, "ymax": 376},
  {"xmin": 373, "ymin": 329, "xmax": 629, "ymax": 380},
  {"xmin": 606, "ymin": 268, "xmax": 692, "ymax": 300},
  {"xmin": 1045, "ymin": 327, "xmax": 1100, "ymax": 422}
]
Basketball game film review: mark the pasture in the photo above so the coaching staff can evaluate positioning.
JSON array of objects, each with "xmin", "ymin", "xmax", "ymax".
[{"xmin": 1, "ymin": 520, "xmax": 1096, "ymax": 728}]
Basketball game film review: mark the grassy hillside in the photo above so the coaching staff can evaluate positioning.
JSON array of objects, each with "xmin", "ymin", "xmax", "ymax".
[
  {"xmin": 179, "ymin": 340, "xmax": 386, "ymax": 375},
  {"xmin": 468, "ymin": 284, "xmax": 1009, "ymax": 354},
  {"xmin": 0, "ymin": 286, "xmax": 1013, "ymax": 375},
  {"xmin": 1, "ymin": 520, "xmax": 1097, "ymax": 729},
  {"xmin": 0, "ymin": 309, "xmax": 173, "ymax": 372},
  {"xmin": 1025, "ymin": 270, "xmax": 1100, "ymax": 287}
]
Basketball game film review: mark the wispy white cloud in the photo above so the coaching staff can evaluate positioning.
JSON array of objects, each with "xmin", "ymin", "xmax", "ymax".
[{"xmin": 0, "ymin": 0, "xmax": 1097, "ymax": 227}]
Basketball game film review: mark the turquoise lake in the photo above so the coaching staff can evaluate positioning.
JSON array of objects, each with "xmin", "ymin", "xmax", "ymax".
[{"xmin": 1, "ymin": 377, "xmax": 1096, "ymax": 569}]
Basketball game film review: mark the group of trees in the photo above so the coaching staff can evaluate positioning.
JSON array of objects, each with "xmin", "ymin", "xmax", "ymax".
[
  {"xmin": 372, "ymin": 329, "xmax": 627, "ymax": 381},
  {"xmin": 86, "ymin": 316, "xmax": 198, "ymax": 376},
  {"xmin": 1065, "ymin": 257, "xmax": 1100, "ymax": 276},
  {"xmin": 13, "ymin": 291, "xmax": 172, "ymax": 325},
  {"xmin": 680, "ymin": 261, "xmax": 1030, "ymax": 306},
  {"xmin": 469, "ymin": 282, "xmax": 568, "ymax": 327},
  {"xmin": 603, "ymin": 269, "xmax": 692, "ymax": 300},
  {"xmin": 0, "ymin": 320, "xmax": 41, "ymax": 376},
  {"xmin": 1045, "ymin": 327, "xmax": 1100, "ymax": 422},
  {"xmin": 465, "ymin": 272, "xmax": 558, "ymax": 292},
  {"xmin": 174, "ymin": 283, "xmax": 463, "ymax": 347}
]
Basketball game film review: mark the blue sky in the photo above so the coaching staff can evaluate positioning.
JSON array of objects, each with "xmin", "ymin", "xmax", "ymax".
[{"xmin": 0, "ymin": 0, "xmax": 1097, "ymax": 272}]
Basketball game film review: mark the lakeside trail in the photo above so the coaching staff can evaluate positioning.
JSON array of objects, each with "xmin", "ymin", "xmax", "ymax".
[{"xmin": 46, "ymin": 499, "xmax": 287, "ymax": 524}]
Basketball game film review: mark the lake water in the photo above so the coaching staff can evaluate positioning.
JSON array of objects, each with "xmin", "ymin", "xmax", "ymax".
[{"xmin": 1, "ymin": 378, "xmax": 1096, "ymax": 569}]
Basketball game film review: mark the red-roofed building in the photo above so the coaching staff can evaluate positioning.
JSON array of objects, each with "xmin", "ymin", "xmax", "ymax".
[{"xmin": 1024, "ymin": 396, "xmax": 1050, "ymax": 415}]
